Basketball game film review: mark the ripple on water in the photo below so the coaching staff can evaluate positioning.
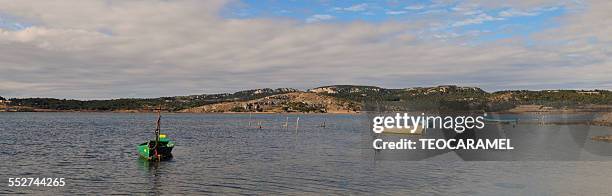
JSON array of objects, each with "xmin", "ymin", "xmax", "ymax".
[{"xmin": 2, "ymin": 113, "xmax": 612, "ymax": 194}]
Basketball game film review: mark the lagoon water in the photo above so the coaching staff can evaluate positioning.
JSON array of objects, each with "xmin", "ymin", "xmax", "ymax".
[{"xmin": 1, "ymin": 113, "xmax": 612, "ymax": 195}]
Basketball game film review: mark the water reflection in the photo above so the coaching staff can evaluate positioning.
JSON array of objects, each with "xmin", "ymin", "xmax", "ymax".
[{"xmin": 136, "ymin": 158, "xmax": 176, "ymax": 194}]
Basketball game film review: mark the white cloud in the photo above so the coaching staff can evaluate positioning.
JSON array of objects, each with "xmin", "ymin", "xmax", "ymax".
[
  {"xmin": 499, "ymin": 6, "xmax": 559, "ymax": 17},
  {"xmin": 306, "ymin": 14, "xmax": 334, "ymax": 23},
  {"xmin": 386, "ymin": 10, "xmax": 408, "ymax": 15},
  {"xmin": 460, "ymin": 0, "xmax": 568, "ymax": 9},
  {"xmin": 334, "ymin": 3, "xmax": 367, "ymax": 12},
  {"xmin": 418, "ymin": 9, "xmax": 448, "ymax": 15},
  {"xmin": 0, "ymin": 0, "xmax": 610, "ymax": 98},
  {"xmin": 451, "ymin": 3, "xmax": 485, "ymax": 16},
  {"xmin": 499, "ymin": 9, "xmax": 540, "ymax": 17},
  {"xmin": 452, "ymin": 13, "xmax": 504, "ymax": 27},
  {"xmin": 404, "ymin": 5, "xmax": 425, "ymax": 10}
]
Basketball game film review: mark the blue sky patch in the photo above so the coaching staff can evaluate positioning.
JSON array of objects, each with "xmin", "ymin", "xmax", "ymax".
[
  {"xmin": 222, "ymin": 0, "xmax": 568, "ymax": 43},
  {"xmin": 0, "ymin": 13, "xmax": 33, "ymax": 31}
]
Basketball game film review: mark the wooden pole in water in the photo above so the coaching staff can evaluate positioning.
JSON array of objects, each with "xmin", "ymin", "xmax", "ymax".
[
  {"xmin": 321, "ymin": 119, "xmax": 326, "ymax": 128},
  {"xmin": 285, "ymin": 117, "xmax": 289, "ymax": 130},
  {"xmin": 249, "ymin": 112, "xmax": 252, "ymax": 127},
  {"xmin": 295, "ymin": 117, "xmax": 300, "ymax": 133}
]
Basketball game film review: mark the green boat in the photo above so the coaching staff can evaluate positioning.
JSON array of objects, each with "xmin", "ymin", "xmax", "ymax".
[{"xmin": 138, "ymin": 109, "xmax": 175, "ymax": 161}]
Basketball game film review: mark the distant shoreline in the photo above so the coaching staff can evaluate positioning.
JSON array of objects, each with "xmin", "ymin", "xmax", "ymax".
[
  {"xmin": 0, "ymin": 109, "xmax": 361, "ymax": 114},
  {"xmin": 2, "ymin": 106, "xmax": 612, "ymax": 115},
  {"xmin": 6, "ymin": 108, "xmax": 612, "ymax": 127},
  {"xmin": 0, "ymin": 109, "xmax": 606, "ymax": 114}
]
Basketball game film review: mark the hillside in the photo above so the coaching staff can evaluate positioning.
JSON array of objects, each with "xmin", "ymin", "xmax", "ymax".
[
  {"xmin": 312, "ymin": 85, "xmax": 495, "ymax": 111},
  {"xmin": 4, "ymin": 88, "xmax": 301, "ymax": 112},
  {"xmin": 179, "ymin": 92, "xmax": 360, "ymax": 113},
  {"xmin": 3, "ymin": 85, "xmax": 612, "ymax": 113}
]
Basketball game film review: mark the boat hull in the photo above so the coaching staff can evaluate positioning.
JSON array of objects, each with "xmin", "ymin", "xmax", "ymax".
[{"xmin": 138, "ymin": 141, "xmax": 174, "ymax": 161}]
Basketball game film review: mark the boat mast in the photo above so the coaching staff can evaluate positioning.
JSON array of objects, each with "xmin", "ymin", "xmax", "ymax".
[{"xmin": 155, "ymin": 105, "xmax": 161, "ymax": 143}]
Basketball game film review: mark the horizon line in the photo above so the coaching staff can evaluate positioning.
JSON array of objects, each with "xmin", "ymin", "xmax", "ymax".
[{"xmin": 2, "ymin": 84, "xmax": 610, "ymax": 101}]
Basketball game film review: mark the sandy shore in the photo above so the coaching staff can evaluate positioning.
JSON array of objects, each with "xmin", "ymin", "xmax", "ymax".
[
  {"xmin": 592, "ymin": 112, "xmax": 612, "ymax": 126},
  {"xmin": 592, "ymin": 135, "xmax": 612, "ymax": 142}
]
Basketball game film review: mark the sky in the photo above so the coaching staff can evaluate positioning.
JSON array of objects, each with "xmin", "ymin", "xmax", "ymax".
[{"xmin": 0, "ymin": 0, "xmax": 611, "ymax": 99}]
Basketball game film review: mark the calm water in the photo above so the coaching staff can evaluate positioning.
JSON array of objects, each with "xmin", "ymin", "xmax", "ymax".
[{"xmin": 1, "ymin": 112, "xmax": 612, "ymax": 195}]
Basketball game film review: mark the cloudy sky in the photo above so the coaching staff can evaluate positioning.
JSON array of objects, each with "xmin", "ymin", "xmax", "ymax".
[{"xmin": 0, "ymin": 0, "xmax": 610, "ymax": 99}]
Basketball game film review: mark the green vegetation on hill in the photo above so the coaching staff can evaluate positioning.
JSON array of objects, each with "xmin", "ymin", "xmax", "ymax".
[
  {"xmin": 5, "ymin": 85, "xmax": 612, "ymax": 112},
  {"xmin": 7, "ymin": 88, "xmax": 300, "ymax": 112},
  {"xmin": 312, "ymin": 85, "xmax": 612, "ymax": 112},
  {"xmin": 283, "ymin": 102, "xmax": 325, "ymax": 113},
  {"xmin": 8, "ymin": 98, "xmax": 162, "ymax": 111},
  {"xmin": 314, "ymin": 85, "xmax": 494, "ymax": 111},
  {"xmin": 494, "ymin": 90, "xmax": 612, "ymax": 107}
]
